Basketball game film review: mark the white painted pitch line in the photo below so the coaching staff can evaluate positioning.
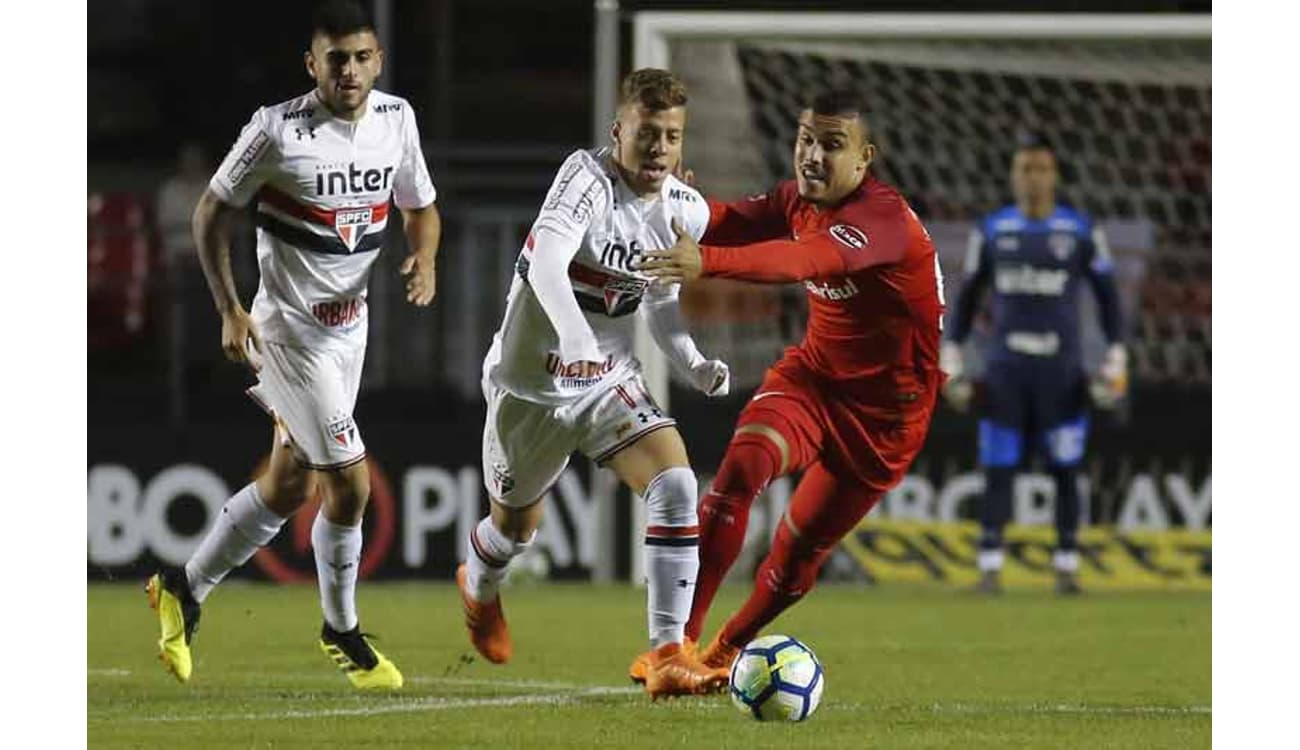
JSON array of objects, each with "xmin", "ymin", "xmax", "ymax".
[
  {"xmin": 121, "ymin": 686, "xmax": 643, "ymax": 723},
  {"xmin": 195, "ymin": 673, "xmax": 642, "ymax": 692},
  {"xmin": 87, "ymin": 668, "xmax": 131, "ymax": 677}
]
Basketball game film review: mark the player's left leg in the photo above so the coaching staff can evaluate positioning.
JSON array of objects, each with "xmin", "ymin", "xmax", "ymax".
[
  {"xmin": 1036, "ymin": 370, "xmax": 1091, "ymax": 595},
  {"xmin": 706, "ymin": 461, "xmax": 876, "ymax": 663},
  {"xmin": 594, "ymin": 380, "xmax": 727, "ymax": 697},
  {"xmin": 310, "ymin": 454, "xmax": 402, "ymax": 689},
  {"xmin": 1042, "ymin": 414, "xmax": 1090, "ymax": 595}
]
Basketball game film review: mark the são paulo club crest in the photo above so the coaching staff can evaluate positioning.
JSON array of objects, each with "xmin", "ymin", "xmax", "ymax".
[
  {"xmin": 1048, "ymin": 232, "xmax": 1077, "ymax": 261},
  {"xmin": 327, "ymin": 415, "xmax": 358, "ymax": 448},
  {"xmin": 334, "ymin": 207, "xmax": 374, "ymax": 252}
]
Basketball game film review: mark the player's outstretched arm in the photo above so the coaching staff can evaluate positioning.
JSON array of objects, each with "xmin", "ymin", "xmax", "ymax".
[
  {"xmin": 192, "ymin": 188, "xmax": 263, "ymax": 371},
  {"xmin": 399, "ymin": 202, "xmax": 441, "ymax": 306},
  {"xmin": 642, "ymin": 220, "xmax": 890, "ymax": 285},
  {"xmin": 640, "ymin": 282, "xmax": 729, "ymax": 397}
]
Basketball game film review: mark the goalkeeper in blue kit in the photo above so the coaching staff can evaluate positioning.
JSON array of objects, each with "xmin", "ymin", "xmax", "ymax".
[{"xmin": 941, "ymin": 134, "xmax": 1127, "ymax": 595}]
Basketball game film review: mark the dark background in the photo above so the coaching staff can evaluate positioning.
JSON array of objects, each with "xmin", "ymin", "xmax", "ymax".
[{"xmin": 88, "ymin": 1, "xmax": 1211, "ymax": 580}]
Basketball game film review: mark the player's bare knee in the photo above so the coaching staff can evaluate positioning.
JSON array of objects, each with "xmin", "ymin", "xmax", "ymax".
[
  {"xmin": 490, "ymin": 495, "xmax": 544, "ymax": 543},
  {"xmin": 319, "ymin": 463, "xmax": 370, "ymax": 524},
  {"xmin": 644, "ymin": 466, "xmax": 699, "ymax": 528}
]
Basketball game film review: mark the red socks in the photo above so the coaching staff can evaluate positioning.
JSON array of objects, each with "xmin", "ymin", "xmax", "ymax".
[{"xmin": 685, "ymin": 432, "xmax": 783, "ymax": 642}]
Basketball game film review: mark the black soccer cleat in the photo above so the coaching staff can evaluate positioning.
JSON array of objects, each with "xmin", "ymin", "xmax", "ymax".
[
  {"xmin": 1055, "ymin": 571, "xmax": 1084, "ymax": 596},
  {"xmin": 972, "ymin": 570, "xmax": 1003, "ymax": 595},
  {"xmin": 319, "ymin": 623, "xmax": 404, "ymax": 689}
]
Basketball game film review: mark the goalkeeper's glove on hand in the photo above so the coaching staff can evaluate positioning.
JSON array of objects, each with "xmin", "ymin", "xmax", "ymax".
[
  {"xmin": 1089, "ymin": 343, "xmax": 1129, "ymax": 410},
  {"xmin": 939, "ymin": 341, "xmax": 974, "ymax": 412}
]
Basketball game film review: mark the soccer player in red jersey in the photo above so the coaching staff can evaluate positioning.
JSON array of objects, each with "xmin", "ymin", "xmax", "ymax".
[{"xmin": 630, "ymin": 89, "xmax": 946, "ymax": 678}]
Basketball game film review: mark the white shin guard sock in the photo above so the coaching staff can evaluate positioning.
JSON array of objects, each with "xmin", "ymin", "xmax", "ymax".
[
  {"xmin": 643, "ymin": 466, "xmax": 700, "ymax": 649},
  {"xmin": 312, "ymin": 512, "xmax": 363, "ymax": 633},
  {"xmin": 465, "ymin": 516, "xmax": 533, "ymax": 603},
  {"xmin": 185, "ymin": 483, "xmax": 287, "ymax": 603}
]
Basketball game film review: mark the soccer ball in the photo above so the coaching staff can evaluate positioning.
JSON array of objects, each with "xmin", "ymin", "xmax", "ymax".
[{"xmin": 728, "ymin": 634, "xmax": 825, "ymax": 721}]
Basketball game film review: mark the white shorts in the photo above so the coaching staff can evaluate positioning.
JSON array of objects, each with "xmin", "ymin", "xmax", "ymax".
[
  {"xmin": 246, "ymin": 340, "xmax": 367, "ymax": 470},
  {"xmin": 482, "ymin": 372, "xmax": 676, "ymax": 507}
]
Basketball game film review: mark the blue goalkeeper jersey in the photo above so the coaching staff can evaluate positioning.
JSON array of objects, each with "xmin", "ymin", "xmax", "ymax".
[{"xmin": 948, "ymin": 204, "xmax": 1121, "ymax": 369}]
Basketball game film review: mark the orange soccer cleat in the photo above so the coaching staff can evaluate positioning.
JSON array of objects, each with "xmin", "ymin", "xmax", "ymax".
[
  {"xmin": 628, "ymin": 637, "xmax": 696, "ymax": 685},
  {"xmin": 643, "ymin": 641, "xmax": 730, "ymax": 699},
  {"xmin": 697, "ymin": 632, "xmax": 742, "ymax": 671},
  {"xmin": 455, "ymin": 564, "xmax": 512, "ymax": 664}
]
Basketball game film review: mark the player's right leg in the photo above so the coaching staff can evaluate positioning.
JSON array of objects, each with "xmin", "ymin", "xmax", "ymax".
[
  {"xmin": 703, "ymin": 461, "xmax": 877, "ymax": 667},
  {"xmin": 973, "ymin": 370, "xmax": 1027, "ymax": 594},
  {"xmin": 147, "ymin": 421, "xmax": 308, "ymax": 682},
  {"xmin": 687, "ymin": 368, "xmax": 823, "ymax": 646},
  {"xmin": 457, "ymin": 385, "xmax": 573, "ymax": 664}
]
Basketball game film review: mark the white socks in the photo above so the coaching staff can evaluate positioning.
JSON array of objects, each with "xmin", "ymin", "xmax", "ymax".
[
  {"xmin": 977, "ymin": 548, "xmax": 1004, "ymax": 573},
  {"xmin": 978, "ymin": 548, "xmax": 1081, "ymax": 574},
  {"xmin": 465, "ymin": 516, "xmax": 533, "ymax": 603},
  {"xmin": 312, "ymin": 512, "xmax": 363, "ymax": 633},
  {"xmin": 642, "ymin": 467, "xmax": 700, "ymax": 649},
  {"xmin": 1053, "ymin": 549, "xmax": 1080, "ymax": 573},
  {"xmin": 185, "ymin": 483, "xmax": 287, "ymax": 603}
]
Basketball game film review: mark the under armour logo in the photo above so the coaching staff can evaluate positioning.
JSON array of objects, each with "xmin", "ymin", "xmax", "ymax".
[
  {"xmin": 295, "ymin": 126, "xmax": 318, "ymax": 140},
  {"xmin": 328, "ymin": 561, "xmax": 355, "ymax": 572}
]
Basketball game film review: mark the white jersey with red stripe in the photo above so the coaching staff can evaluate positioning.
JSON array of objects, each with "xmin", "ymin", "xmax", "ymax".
[
  {"xmin": 209, "ymin": 88, "xmax": 436, "ymax": 351},
  {"xmin": 482, "ymin": 148, "xmax": 709, "ymax": 407}
]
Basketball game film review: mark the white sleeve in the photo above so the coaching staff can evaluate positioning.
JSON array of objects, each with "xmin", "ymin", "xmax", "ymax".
[
  {"xmin": 640, "ymin": 281, "xmax": 705, "ymax": 376},
  {"xmin": 528, "ymin": 226, "xmax": 602, "ymax": 363},
  {"xmin": 393, "ymin": 104, "xmax": 437, "ymax": 209},
  {"xmin": 209, "ymin": 108, "xmax": 276, "ymax": 208},
  {"xmin": 533, "ymin": 154, "xmax": 606, "ymax": 241},
  {"xmin": 687, "ymin": 192, "xmax": 710, "ymax": 242}
]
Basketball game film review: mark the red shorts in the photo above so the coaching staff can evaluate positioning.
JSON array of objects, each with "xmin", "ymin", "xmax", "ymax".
[{"xmin": 735, "ymin": 351, "xmax": 939, "ymax": 494}]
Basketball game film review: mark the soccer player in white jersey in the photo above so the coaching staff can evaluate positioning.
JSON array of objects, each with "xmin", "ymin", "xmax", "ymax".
[
  {"xmin": 145, "ymin": 0, "xmax": 440, "ymax": 690},
  {"xmin": 455, "ymin": 69, "xmax": 730, "ymax": 698}
]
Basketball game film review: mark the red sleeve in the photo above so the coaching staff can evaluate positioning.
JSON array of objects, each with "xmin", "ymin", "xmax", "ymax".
[
  {"xmin": 701, "ymin": 211, "xmax": 908, "ymax": 283},
  {"xmin": 701, "ymin": 188, "xmax": 790, "ymax": 246}
]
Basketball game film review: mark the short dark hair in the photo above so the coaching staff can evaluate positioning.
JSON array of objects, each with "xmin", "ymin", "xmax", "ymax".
[
  {"xmin": 1014, "ymin": 130, "xmax": 1055, "ymax": 154},
  {"xmin": 311, "ymin": 0, "xmax": 376, "ymax": 39},
  {"xmin": 619, "ymin": 68, "xmax": 688, "ymax": 111},
  {"xmin": 807, "ymin": 88, "xmax": 872, "ymax": 138}
]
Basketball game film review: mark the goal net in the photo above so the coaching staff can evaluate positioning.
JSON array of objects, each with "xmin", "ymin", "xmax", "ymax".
[{"xmin": 632, "ymin": 13, "xmax": 1211, "ymax": 393}]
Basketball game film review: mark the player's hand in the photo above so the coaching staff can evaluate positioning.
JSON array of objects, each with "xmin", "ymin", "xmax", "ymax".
[
  {"xmin": 220, "ymin": 308, "xmax": 263, "ymax": 373},
  {"xmin": 690, "ymin": 358, "xmax": 730, "ymax": 398},
  {"xmin": 638, "ymin": 219, "xmax": 702, "ymax": 283},
  {"xmin": 400, "ymin": 252, "xmax": 437, "ymax": 306},
  {"xmin": 673, "ymin": 159, "xmax": 697, "ymax": 188},
  {"xmin": 1089, "ymin": 343, "xmax": 1128, "ymax": 410}
]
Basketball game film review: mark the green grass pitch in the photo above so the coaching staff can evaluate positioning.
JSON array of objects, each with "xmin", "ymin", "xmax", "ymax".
[{"xmin": 89, "ymin": 581, "xmax": 1209, "ymax": 748}]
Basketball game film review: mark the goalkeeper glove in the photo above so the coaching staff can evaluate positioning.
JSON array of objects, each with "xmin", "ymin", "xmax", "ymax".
[
  {"xmin": 939, "ymin": 341, "xmax": 974, "ymax": 412},
  {"xmin": 1089, "ymin": 343, "xmax": 1129, "ymax": 409}
]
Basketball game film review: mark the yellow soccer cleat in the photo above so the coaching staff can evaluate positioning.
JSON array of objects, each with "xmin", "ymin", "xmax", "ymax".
[
  {"xmin": 319, "ymin": 624, "xmax": 404, "ymax": 690},
  {"xmin": 145, "ymin": 568, "xmax": 201, "ymax": 683}
]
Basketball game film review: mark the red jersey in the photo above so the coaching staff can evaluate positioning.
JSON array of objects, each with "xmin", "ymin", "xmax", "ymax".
[{"xmin": 701, "ymin": 178, "xmax": 944, "ymax": 407}]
